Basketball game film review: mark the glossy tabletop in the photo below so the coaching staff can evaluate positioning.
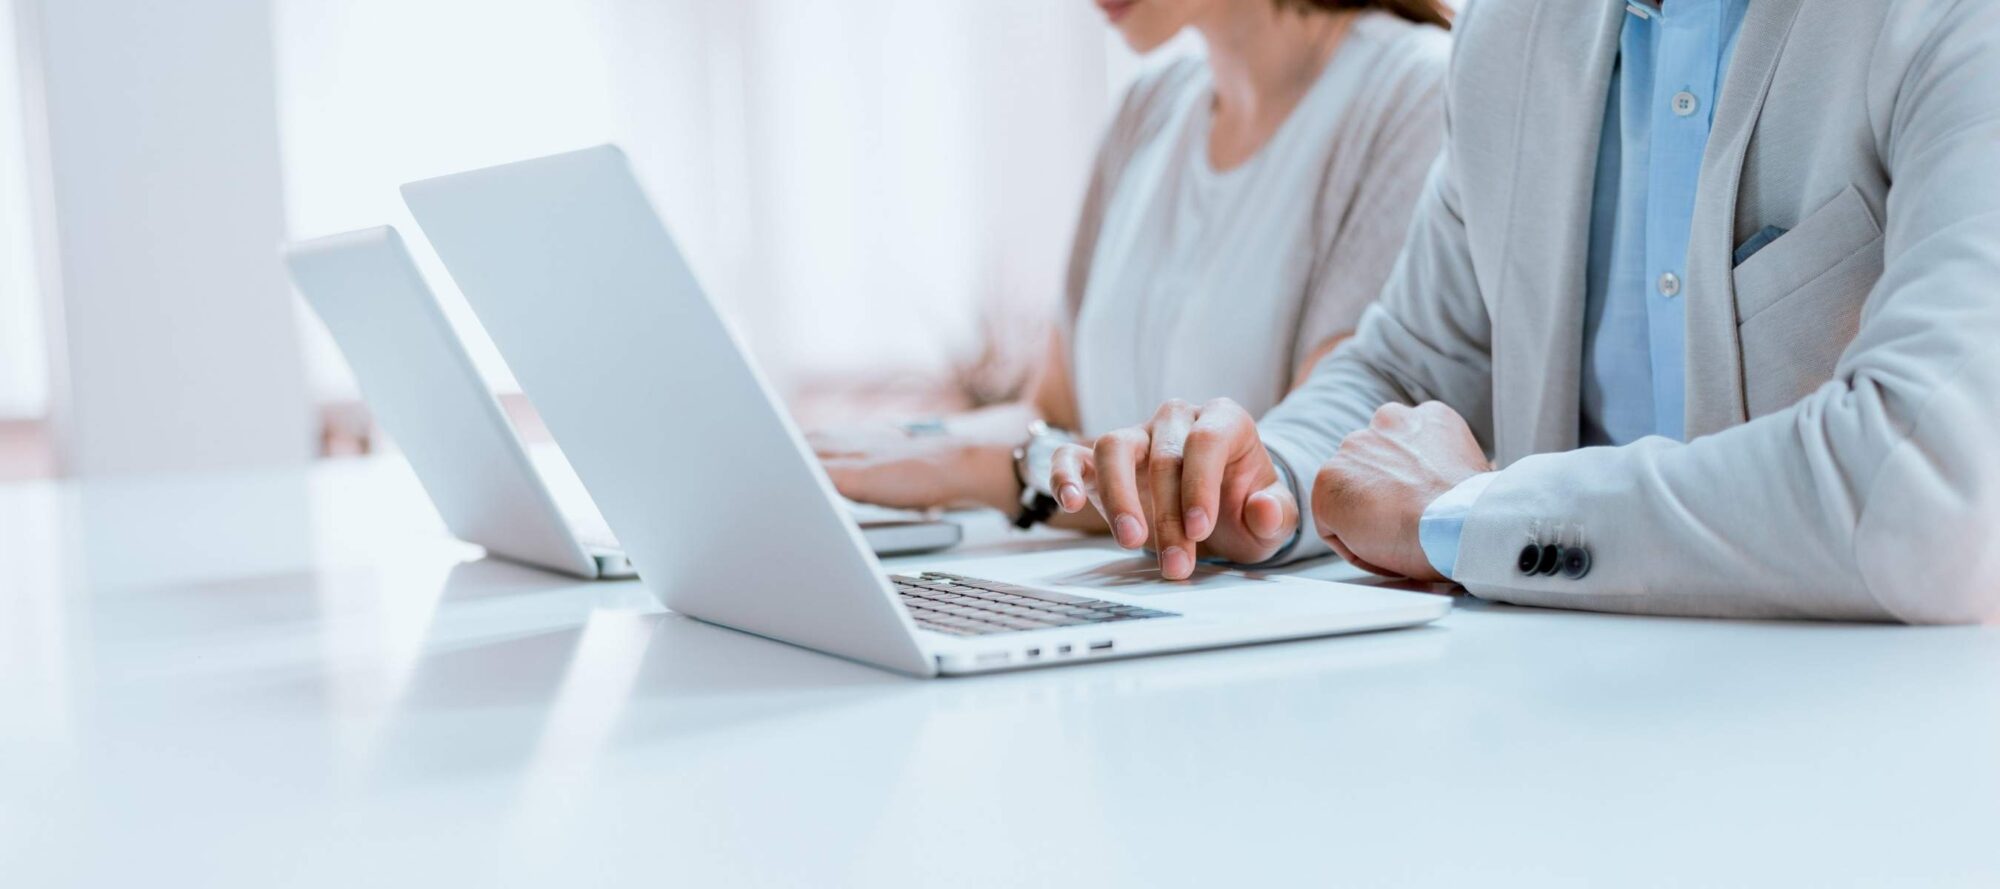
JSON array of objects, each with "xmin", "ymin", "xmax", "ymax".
[{"xmin": 2, "ymin": 458, "xmax": 1996, "ymax": 887}]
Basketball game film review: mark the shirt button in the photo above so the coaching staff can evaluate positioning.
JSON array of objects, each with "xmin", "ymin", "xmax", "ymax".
[
  {"xmin": 1658, "ymin": 272, "xmax": 1682, "ymax": 298},
  {"xmin": 1672, "ymin": 90, "xmax": 1699, "ymax": 117}
]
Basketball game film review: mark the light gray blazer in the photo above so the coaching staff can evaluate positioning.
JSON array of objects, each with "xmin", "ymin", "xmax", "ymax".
[{"xmin": 1260, "ymin": 0, "xmax": 2000, "ymax": 623}]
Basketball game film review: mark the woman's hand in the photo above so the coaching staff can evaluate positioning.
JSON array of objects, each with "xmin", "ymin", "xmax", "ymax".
[
  {"xmin": 1047, "ymin": 399, "xmax": 1299, "ymax": 579},
  {"xmin": 810, "ymin": 423, "xmax": 1018, "ymax": 512}
]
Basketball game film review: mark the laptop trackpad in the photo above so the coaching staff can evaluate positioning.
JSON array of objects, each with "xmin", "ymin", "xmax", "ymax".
[
  {"xmin": 913, "ymin": 549, "xmax": 1280, "ymax": 598},
  {"xmin": 1041, "ymin": 556, "xmax": 1274, "ymax": 592}
]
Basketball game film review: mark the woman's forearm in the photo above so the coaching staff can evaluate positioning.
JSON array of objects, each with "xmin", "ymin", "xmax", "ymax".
[{"xmin": 933, "ymin": 401, "xmax": 1042, "ymax": 441}]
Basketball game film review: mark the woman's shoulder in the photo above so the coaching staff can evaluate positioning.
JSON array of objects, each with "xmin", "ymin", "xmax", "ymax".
[
  {"xmin": 1102, "ymin": 54, "xmax": 1208, "ymax": 150},
  {"xmin": 1122, "ymin": 53, "xmax": 1207, "ymax": 104},
  {"xmin": 1319, "ymin": 10, "xmax": 1450, "ymax": 153},
  {"xmin": 1346, "ymin": 11, "xmax": 1452, "ymax": 95}
]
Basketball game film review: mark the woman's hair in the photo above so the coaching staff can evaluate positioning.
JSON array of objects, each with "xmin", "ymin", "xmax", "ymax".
[{"xmin": 1275, "ymin": 0, "xmax": 1452, "ymax": 30}]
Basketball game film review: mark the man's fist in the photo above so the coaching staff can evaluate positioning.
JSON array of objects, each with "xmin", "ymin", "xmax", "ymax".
[{"xmin": 1312, "ymin": 401, "xmax": 1491, "ymax": 581}]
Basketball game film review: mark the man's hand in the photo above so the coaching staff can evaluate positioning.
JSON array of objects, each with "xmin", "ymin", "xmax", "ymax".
[
  {"xmin": 1047, "ymin": 399, "xmax": 1298, "ymax": 580},
  {"xmin": 1313, "ymin": 401, "xmax": 1491, "ymax": 581}
]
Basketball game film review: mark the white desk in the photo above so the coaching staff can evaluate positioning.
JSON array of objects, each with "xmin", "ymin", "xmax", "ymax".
[{"xmin": 2, "ymin": 458, "xmax": 1996, "ymax": 887}]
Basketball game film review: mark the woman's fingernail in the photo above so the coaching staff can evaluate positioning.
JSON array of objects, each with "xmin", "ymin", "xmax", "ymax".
[
  {"xmin": 1162, "ymin": 546, "xmax": 1192, "ymax": 578},
  {"xmin": 1059, "ymin": 484, "xmax": 1083, "ymax": 510},
  {"xmin": 1184, "ymin": 506, "xmax": 1209, "ymax": 538},
  {"xmin": 1114, "ymin": 514, "xmax": 1143, "ymax": 547}
]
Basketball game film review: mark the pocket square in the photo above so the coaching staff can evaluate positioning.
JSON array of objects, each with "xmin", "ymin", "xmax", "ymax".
[{"xmin": 1733, "ymin": 225, "xmax": 1788, "ymax": 266}]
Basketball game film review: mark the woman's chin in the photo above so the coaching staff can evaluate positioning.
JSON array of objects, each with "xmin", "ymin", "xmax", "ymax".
[{"xmin": 1112, "ymin": 22, "xmax": 1178, "ymax": 54}]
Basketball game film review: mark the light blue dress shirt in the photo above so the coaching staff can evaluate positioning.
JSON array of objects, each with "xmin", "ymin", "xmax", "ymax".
[{"xmin": 1417, "ymin": 0, "xmax": 1749, "ymax": 579}]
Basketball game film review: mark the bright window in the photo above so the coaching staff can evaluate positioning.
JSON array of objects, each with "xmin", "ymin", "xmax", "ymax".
[
  {"xmin": 274, "ymin": 0, "xmax": 619, "ymax": 400},
  {"xmin": 277, "ymin": 0, "xmax": 1130, "ymax": 409}
]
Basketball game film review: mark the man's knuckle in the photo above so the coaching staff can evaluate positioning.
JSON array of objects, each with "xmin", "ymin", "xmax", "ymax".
[{"xmin": 1372, "ymin": 403, "xmax": 1411, "ymax": 425}]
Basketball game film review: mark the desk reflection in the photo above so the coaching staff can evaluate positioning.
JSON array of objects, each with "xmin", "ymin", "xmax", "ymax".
[{"xmin": 349, "ymin": 553, "xmax": 1448, "ymax": 770}]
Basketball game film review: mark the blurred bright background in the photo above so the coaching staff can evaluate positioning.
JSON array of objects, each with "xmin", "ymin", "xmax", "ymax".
[{"xmin": 0, "ymin": 0, "xmax": 1188, "ymax": 479}]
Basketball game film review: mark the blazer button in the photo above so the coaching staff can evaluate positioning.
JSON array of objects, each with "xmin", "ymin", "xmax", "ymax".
[
  {"xmin": 1516, "ymin": 544, "xmax": 1541, "ymax": 574},
  {"xmin": 1534, "ymin": 543, "xmax": 1562, "ymax": 576},
  {"xmin": 1561, "ymin": 546, "xmax": 1592, "ymax": 580}
]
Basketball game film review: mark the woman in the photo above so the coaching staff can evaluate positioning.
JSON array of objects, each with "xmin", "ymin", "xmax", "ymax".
[{"xmin": 813, "ymin": 0, "xmax": 1451, "ymax": 531}]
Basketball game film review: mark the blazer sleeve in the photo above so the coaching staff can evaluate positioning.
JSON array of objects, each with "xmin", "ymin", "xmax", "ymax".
[{"xmin": 1446, "ymin": 3, "xmax": 2000, "ymax": 624}]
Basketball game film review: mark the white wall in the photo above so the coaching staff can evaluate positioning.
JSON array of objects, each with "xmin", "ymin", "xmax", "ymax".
[
  {"xmin": 16, "ymin": 0, "xmax": 311, "ymax": 475},
  {"xmin": 0, "ymin": 0, "xmax": 44, "ymax": 420}
]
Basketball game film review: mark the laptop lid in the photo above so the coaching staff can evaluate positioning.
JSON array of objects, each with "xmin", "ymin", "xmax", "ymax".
[
  {"xmin": 402, "ymin": 145, "xmax": 933, "ymax": 676},
  {"xmin": 284, "ymin": 226, "xmax": 601, "ymax": 578}
]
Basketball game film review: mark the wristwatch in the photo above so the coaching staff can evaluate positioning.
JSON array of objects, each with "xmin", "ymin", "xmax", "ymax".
[{"xmin": 1010, "ymin": 420, "xmax": 1062, "ymax": 529}]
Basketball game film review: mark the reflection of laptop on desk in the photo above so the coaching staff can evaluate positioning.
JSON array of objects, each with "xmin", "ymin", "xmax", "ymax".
[
  {"xmin": 404, "ymin": 145, "xmax": 1449, "ymax": 676},
  {"xmin": 284, "ymin": 226, "xmax": 960, "ymax": 580}
]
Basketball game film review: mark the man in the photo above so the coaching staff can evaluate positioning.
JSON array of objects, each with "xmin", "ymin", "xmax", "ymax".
[{"xmin": 1050, "ymin": 0, "xmax": 2000, "ymax": 623}]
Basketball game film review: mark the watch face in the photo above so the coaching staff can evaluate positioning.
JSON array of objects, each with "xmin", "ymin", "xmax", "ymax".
[{"xmin": 1024, "ymin": 433, "xmax": 1063, "ymax": 497}]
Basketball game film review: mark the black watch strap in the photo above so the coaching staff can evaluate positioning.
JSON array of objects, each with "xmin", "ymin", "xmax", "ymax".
[
  {"xmin": 1011, "ymin": 434, "xmax": 1059, "ymax": 529},
  {"xmin": 1012, "ymin": 491, "xmax": 1058, "ymax": 530}
]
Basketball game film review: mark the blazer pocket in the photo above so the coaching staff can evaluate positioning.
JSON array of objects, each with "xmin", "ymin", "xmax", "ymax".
[
  {"xmin": 1732, "ymin": 184, "xmax": 1885, "ymax": 417},
  {"xmin": 1732, "ymin": 183, "xmax": 1882, "ymax": 324}
]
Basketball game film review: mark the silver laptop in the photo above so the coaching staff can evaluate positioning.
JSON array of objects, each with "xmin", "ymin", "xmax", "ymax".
[
  {"xmin": 285, "ymin": 226, "xmax": 960, "ymax": 580},
  {"xmin": 402, "ymin": 145, "xmax": 1449, "ymax": 676}
]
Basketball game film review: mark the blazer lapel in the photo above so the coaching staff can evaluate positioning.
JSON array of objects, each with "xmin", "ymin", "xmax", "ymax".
[
  {"xmin": 1491, "ymin": 0, "xmax": 1623, "ymax": 463},
  {"xmin": 1682, "ymin": 0, "xmax": 1807, "ymax": 437}
]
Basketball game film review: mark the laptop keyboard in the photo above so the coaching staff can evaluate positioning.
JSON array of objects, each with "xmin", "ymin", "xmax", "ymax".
[{"xmin": 891, "ymin": 571, "xmax": 1177, "ymax": 637}]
